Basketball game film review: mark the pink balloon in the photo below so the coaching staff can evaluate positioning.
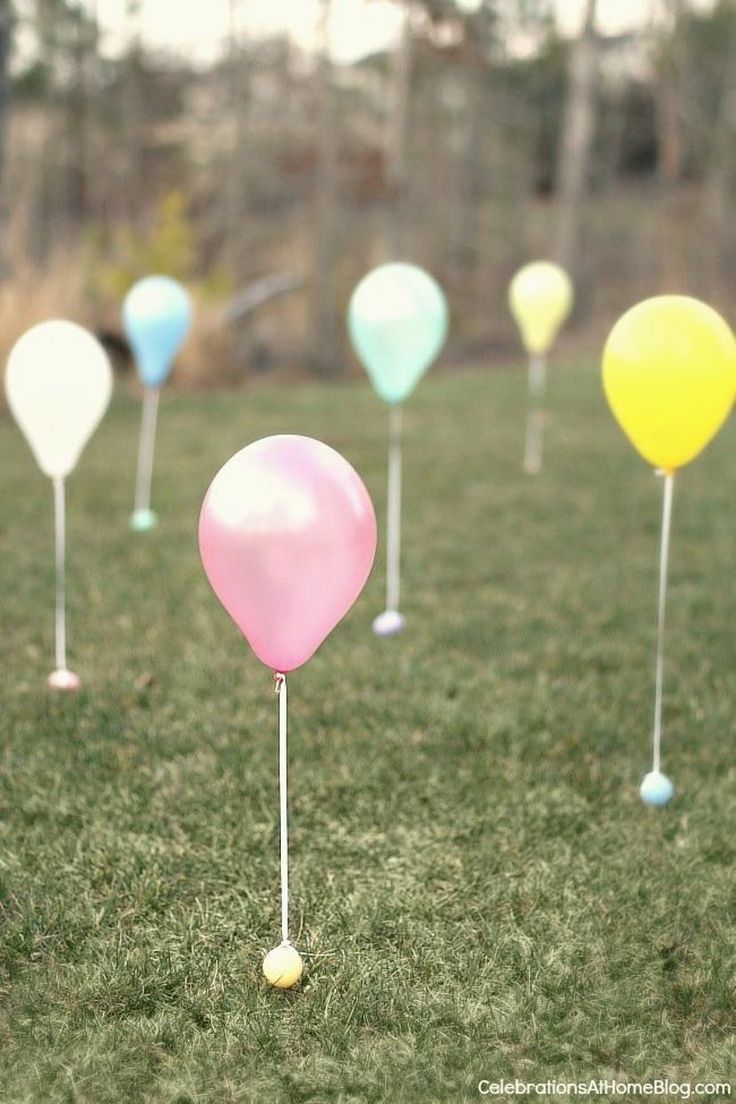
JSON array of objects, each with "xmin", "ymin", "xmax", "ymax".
[{"xmin": 199, "ymin": 435, "xmax": 377, "ymax": 673}]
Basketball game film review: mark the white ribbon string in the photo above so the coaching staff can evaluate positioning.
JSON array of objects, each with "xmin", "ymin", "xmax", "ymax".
[
  {"xmin": 652, "ymin": 472, "xmax": 675, "ymax": 774},
  {"xmin": 523, "ymin": 351, "xmax": 547, "ymax": 473},
  {"xmin": 275, "ymin": 673, "xmax": 290, "ymax": 944},
  {"xmin": 134, "ymin": 386, "xmax": 160, "ymax": 514},
  {"xmin": 53, "ymin": 476, "xmax": 67, "ymax": 672},
  {"xmin": 386, "ymin": 404, "xmax": 403, "ymax": 615}
]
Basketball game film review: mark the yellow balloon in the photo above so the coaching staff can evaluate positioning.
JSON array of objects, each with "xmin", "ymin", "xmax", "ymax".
[
  {"xmin": 509, "ymin": 261, "xmax": 574, "ymax": 354},
  {"xmin": 602, "ymin": 296, "xmax": 736, "ymax": 472},
  {"xmin": 262, "ymin": 943, "xmax": 303, "ymax": 989}
]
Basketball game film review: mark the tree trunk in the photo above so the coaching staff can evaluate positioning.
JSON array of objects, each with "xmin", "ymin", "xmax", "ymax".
[
  {"xmin": 121, "ymin": 0, "xmax": 144, "ymax": 225},
  {"xmin": 383, "ymin": 0, "xmax": 412, "ymax": 259},
  {"xmin": 65, "ymin": 3, "xmax": 97, "ymax": 225},
  {"xmin": 227, "ymin": 0, "xmax": 249, "ymax": 279},
  {"xmin": 30, "ymin": 0, "xmax": 60, "ymax": 264},
  {"xmin": 703, "ymin": 9, "xmax": 736, "ymax": 295},
  {"xmin": 307, "ymin": 0, "xmax": 339, "ymax": 375},
  {"xmin": 654, "ymin": 0, "xmax": 687, "ymax": 290},
  {"xmin": 0, "ymin": 0, "xmax": 11, "ymax": 271},
  {"xmin": 226, "ymin": 0, "xmax": 255, "ymax": 378},
  {"xmin": 451, "ymin": 62, "xmax": 484, "ymax": 279},
  {"xmin": 554, "ymin": 0, "xmax": 599, "ymax": 281}
]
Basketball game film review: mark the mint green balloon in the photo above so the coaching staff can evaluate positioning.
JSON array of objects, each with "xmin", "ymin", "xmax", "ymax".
[{"xmin": 348, "ymin": 263, "xmax": 449, "ymax": 404}]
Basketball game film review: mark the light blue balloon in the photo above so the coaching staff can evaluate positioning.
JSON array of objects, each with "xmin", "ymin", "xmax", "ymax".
[
  {"xmin": 348, "ymin": 262, "xmax": 448, "ymax": 404},
  {"xmin": 640, "ymin": 770, "xmax": 674, "ymax": 807},
  {"xmin": 123, "ymin": 276, "xmax": 192, "ymax": 388}
]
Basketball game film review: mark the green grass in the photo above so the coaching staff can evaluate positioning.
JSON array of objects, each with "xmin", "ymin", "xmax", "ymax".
[{"xmin": 2, "ymin": 363, "xmax": 736, "ymax": 1103}]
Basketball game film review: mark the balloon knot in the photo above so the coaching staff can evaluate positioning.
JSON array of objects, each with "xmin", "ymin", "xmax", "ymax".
[{"xmin": 274, "ymin": 672, "xmax": 286, "ymax": 692}]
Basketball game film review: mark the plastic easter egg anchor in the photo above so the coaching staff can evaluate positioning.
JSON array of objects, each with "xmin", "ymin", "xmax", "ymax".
[
  {"xmin": 372, "ymin": 610, "xmax": 406, "ymax": 637},
  {"xmin": 640, "ymin": 770, "xmax": 674, "ymax": 807},
  {"xmin": 130, "ymin": 508, "xmax": 158, "ymax": 532},
  {"xmin": 263, "ymin": 942, "xmax": 304, "ymax": 990},
  {"xmin": 522, "ymin": 453, "xmax": 542, "ymax": 476},
  {"xmin": 48, "ymin": 668, "xmax": 81, "ymax": 692}
]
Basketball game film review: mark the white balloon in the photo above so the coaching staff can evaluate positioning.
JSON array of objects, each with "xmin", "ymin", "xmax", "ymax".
[{"xmin": 6, "ymin": 321, "xmax": 113, "ymax": 478}]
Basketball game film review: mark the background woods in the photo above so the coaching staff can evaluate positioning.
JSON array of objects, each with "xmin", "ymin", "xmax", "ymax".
[{"xmin": 1, "ymin": 0, "xmax": 735, "ymax": 383}]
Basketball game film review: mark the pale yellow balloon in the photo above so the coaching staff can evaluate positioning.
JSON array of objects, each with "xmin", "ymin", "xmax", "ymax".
[
  {"xmin": 509, "ymin": 261, "xmax": 574, "ymax": 354},
  {"xmin": 263, "ymin": 943, "xmax": 304, "ymax": 989},
  {"xmin": 602, "ymin": 296, "xmax": 736, "ymax": 472}
]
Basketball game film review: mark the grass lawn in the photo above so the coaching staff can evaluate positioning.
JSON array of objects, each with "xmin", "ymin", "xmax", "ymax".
[{"xmin": 2, "ymin": 361, "xmax": 736, "ymax": 1103}]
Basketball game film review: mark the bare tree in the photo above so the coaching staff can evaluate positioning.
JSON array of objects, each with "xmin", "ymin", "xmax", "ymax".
[
  {"xmin": 29, "ymin": 0, "xmax": 62, "ymax": 262},
  {"xmin": 307, "ymin": 0, "xmax": 340, "ymax": 374},
  {"xmin": 653, "ymin": 0, "xmax": 687, "ymax": 289},
  {"xmin": 65, "ymin": 0, "xmax": 99, "ymax": 223},
  {"xmin": 82, "ymin": 0, "xmax": 102, "ymax": 225},
  {"xmin": 0, "ymin": 0, "xmax": 11, "ymax": 268},
  {"xmin": 121, "ymin": 0, "xmax": 144, "ymax": 224},
  {"xmin": 224, "ymin": 0, "xmax": 256, "ymax": 375},
  {"xmin": 0, "ymin": 0, "xmax": 9, "ymax": 161},
  {"xmin": 383, "ymin": 0, "xmax": 413, "ymax": 258},
  {"xmin": 703, "ymin": 6, "xmax": 736, "ymax": 289},
  {"xmin": 449, "ymin": 3, "xmax": 497, "ymax": 283},
  {"xmin": 227, "ymin": 0, "xmax": 249, "ymax": 280},
  {"xmin": 554, "ymin": 0, "xmax": 599, "ymax": 280}
]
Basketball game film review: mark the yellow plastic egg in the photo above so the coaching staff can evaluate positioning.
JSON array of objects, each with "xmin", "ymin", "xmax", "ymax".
[{"xmin": 262, "ymin": 943, "xmax": 304, "ymax": 989}]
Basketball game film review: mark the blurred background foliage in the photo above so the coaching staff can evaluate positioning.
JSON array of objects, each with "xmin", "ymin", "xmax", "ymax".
[{"xmin": 0, "ymin": 0, "xmax": 734, "ymax": 384}]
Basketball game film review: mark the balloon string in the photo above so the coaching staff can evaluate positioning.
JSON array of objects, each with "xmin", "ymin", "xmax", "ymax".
[
  {"xmin": 275, "ymin": 672, "xmax": 290, "ymax": 944},
  {"xmin": 652, "ymin": 472, "xmax": 675, "ymax": 774},
  {"xmin": 53, "ymin": 476, "xmax": 67, "ymax": 672},
  {"xmin": 523, "ymin": 352, "xmax": 547, "ymax": 473},
  {"xmin": 386, "ymin": 404, "xmax": 403, "ymax": 615},
  {"xmin": 134, "ymin": 386, "xmax": 160, "ymax": 514}
]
